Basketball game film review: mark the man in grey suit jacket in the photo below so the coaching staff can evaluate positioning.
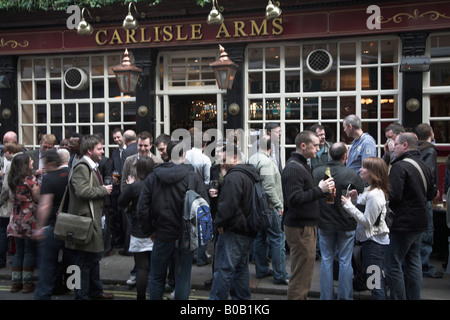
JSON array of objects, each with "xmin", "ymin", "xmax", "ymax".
[{"xmin": 66, "ymin": 134, "xmax": 113, "ymax": 300}]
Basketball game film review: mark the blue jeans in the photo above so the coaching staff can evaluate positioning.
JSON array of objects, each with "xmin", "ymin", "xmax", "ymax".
[
  {"xmin": 0, "ymin": 217, "xmax": 9, "ymax": 266},
  {"xmin": 318, "ymin": 228, "xmax": 355, "ymax": 300},
  {"xmin": 385, "ymin": 230, "xmax": 423, "ymax": 300},
  {"xmin": 210, "ymin": 231, "xmax": 255, "ymax": 300},
  {"xmin": 34, "ymin": 226, "xmax": 66, "ymax": 300},
  {"xmin": 12, "ymin": 237, "xmax": 36, "ymax": 283},
  {"xmin": 254, "ymin": 209, "xmax": 289, "ymax": 283},
  {"xmin": 362, "ymin": 240, "xmax": 387, "ymax": 300},
  {"xmin": 148, "ymin": 239, "xmax": 194, "ymax": 300},
  {"xmin": 420, "ymin": 201, "xmax": 437, "ymax": 275}
]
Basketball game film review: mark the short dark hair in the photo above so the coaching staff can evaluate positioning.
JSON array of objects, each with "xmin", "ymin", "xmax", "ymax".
[
  {"xmin": 137, "ymin": 131, "xmax": 153, "ymax": 144},
  {"xmin": 155, "ymin": 133, "xmax": 171, "ymax": 146},
  {"xmin": 329, "ymin": 142, "xmax": 347, "ymax": 161},
  {"xmin": 309, "ymin": 124, "xmax": 324, "ymax": 133},
  {"xmin": 42, "ymin": 149, "xmax": 61, "ymax": 167},
  {"xmin": 80, "ymin": 134, "xmax": 103, "ymax": 155},
  {"xmin": 265, "ymin": 122, "xmax": 280, "ymax": 133},
  {"xmin": 415, "ymin": 123, "xmax": 433, "ymax": 141},
  {"xmin": 385, "ymin": 122, "xmax": 404, "ymax": 135},
  {"xmin": 295, "ymin": 130, "xmax": 316, "ymax": 148}
]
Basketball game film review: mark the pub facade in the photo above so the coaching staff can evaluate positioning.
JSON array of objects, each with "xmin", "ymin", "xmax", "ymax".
[{"xmin": 0, "ymin": 0, "xmax": 450, "ymax": 194}]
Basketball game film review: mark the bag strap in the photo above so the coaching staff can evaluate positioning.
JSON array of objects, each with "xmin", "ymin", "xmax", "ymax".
[
  {"xmin": 403, "ymin": 158, "xmax": 427, "ymax": 193},
  {"xmin": 61, "ymin": 162, "xmax": 95, "ymax": 220},
  {"xmin": 57, "ymin": 186, "xmax": 68, "ymax": 215},
  {"xmin": 187, "ymin": 171, "xmax": 195, "ymax": 191}
]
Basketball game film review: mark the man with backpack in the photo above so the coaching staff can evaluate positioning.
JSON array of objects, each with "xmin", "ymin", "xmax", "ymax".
[
  {"xmin": 209, "ymin": 145, "xmax": 260, "ymax": 300},
  {"xmin": 137, "ymin": 140, "xmax": 208, "ymax": 300},
  {"xmin": 248, "ymin": 135, "xmax": 289, "ymax": 285}
]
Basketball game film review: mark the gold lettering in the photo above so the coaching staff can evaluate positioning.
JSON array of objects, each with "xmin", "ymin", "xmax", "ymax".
[
  {"xmin": 191, "ymin": 24, "xmax": 202, "ymax": 40},
  {"xmin": 175, "ymin": 25, "xmax": 188, "ymax": 41},
  {"xmin": 95, "ymin": 29, "xmax": 107, "ymax": 45},
  {"xmin": 216, "ymin": 23, "xmax": 231, "ymax": 38},
  {"xmin": 233, "ymin": 21, "xmax": 247, "ymax": 37},
  {"xmin": 140, "ymin": 27, "xmax": 151, "ymax": 43},
  {"xmin": 163, "ymin": 26, "xmax": 173, "ymax": 41},
  {"xmin": 109, "ymin": 29, "xmax": 123, "ymax": 45},
  {"xmin": 126, "ymin": 29, "xmax": 138, "ymax": 44},
  {"xmin": 272, "ymin": 17, "xmax": 283, "ymax": 35},
  {"xmin": 154, "ymin": 26, "xmax": 161, "ymax": 42},
  {"xmin": 250, "ymin": 20, "xmax": 268, "ymax": 36}
]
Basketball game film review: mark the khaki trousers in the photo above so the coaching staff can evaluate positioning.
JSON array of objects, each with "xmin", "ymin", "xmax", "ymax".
[{"xmin": 284, "ymin": 225, "xmax": 317, "ymax": 300}]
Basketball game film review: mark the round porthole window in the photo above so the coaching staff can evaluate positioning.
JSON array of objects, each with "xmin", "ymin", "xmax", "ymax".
[
  {"xmin": 64, "ymin": 67, "xmax": 89, "ymax": 90},
  {"xmin": 306, "ymin": 49, "xmax": 333, "ymax": 75}
]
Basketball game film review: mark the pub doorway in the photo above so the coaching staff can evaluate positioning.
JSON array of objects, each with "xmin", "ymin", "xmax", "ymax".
[{"xmin": 169, "ymin": 94, "xmax": 217, "ymax": 133}]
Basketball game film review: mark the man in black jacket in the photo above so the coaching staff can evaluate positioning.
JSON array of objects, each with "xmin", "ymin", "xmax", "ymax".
[
  {"xmin": 416, "ymin": 123, "xmax": 442, "ymax": 278},
  {"xmin": 282, "ymin": 130, "xmax": 334, "ymax": 300},
  {"xmin": 209, "ymin": 145, "xmax": 260, "ymax": 300},
  {"xmin": 313, "ymin": 142, "xmax": 364, "ymax": 300},
  {"xmin": 137, "ymin": 140, "xmax": 207, "ymax": 300},
  {"xmin": 386, "ymin": 132, "xmax": 435, "ymax": 300}
]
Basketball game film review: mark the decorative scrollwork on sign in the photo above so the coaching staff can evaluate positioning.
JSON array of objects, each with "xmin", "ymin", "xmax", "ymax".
[
  {"xmin": 0, "ymin": 38, "xmax": 29, "ymax": 48},
  {"xmin": 379, "ymin": 9, "xmax": 450, "ymax": 24}
]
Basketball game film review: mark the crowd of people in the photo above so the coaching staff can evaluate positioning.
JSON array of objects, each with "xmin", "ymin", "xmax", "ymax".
[{"xmin": 0, "ymin": 113, "xmax": 448, "ymax": 300}]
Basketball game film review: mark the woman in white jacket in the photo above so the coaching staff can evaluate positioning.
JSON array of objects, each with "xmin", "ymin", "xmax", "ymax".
[{"xmin": 341, "ymin": 157, "xmax": 390, "ymax": 300}]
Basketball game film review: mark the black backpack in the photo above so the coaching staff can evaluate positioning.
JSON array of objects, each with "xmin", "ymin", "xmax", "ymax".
[{"xmin": 247, "ymin": 176, "xmax": 273, "ymax": 232}]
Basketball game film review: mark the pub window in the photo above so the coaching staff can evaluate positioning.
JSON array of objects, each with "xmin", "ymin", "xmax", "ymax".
[
  {"xmin": 246, "ymin": 37, "xmax": 400, "ymax": 163},
  {"xmin": 18, "ymin": 52, "xmax": 136, "ymax": 156},
  {"xmin": 424, "ymin": 33, "xmax": 450, "ymax": 145}
]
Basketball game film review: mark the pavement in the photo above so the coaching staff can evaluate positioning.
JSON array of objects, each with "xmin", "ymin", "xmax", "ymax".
[{"xmin": 2, "ymin": 246, "xmax": 449, "ymax": 300}]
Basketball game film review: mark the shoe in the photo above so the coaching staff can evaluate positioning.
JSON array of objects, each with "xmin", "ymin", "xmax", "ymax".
[
  {"xmin": 204, "ymin": 278, "xmax": 213, "ymax": 289},
  {"xmin": 426, "ymin": 271, "xmax": 443, "ymax": 278},
  {"xmin": 92, "ymin": 292, "xmax": 114, "ymax": 300},
  {"xmin": 22, "ymin": 282, "xmax": 35, "ymax": 294},
  {"xmin": 165, "ymin": 283, "xmax": 174, "ymax": 292},
  {"xmin": 274, "ymin": 279, "xmax": 289, "ymax": 285},
  {"xmin": 10, "ymin": 282, "xmax": 23, "ymax": 293},
  {"xmin": 126, "ymin": 275, "xmax": 136, "ymax": 286},
  {"xmin": 256, "ymin": 269, "xmax": 273, "ymax": 279},
  {"xmin": 103, "ymin": 249, "xmax": 115, "ymax": 257}
]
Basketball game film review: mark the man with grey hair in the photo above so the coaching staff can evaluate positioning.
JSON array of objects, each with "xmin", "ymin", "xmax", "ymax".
[
  {"xmin": 386, "ymin": 132, "xmax": 435, "ymax": 300},
  {"xmin": 343, "ymin": 114, "xmax": 376, "ymax": 174}
]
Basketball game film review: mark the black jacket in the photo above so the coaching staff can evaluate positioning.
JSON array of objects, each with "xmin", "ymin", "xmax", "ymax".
[
  {"xmin": 137, "ymin": 162, "xmax": 208, "ymax": 242},
  {"xmin": 118, "ymin": 180, "xmax": 148, "ymax": 238},
  {"xmin": 417, "ymin": 140, "xmax": 438, "ymax": 196},
  {"xmin": 313, "ymin": 160, "xmax": 365, "ymax": 231},
  {"xmin": 389, "ymin": 150, "xmax": 435, "ymax": 232},
  {"xmin": 214, "ymin": 164, "xmax": 259, "ymax": 238},
  {"xmin": 282, "ymin": 152, "xmax": 323, "ymax": 227}
]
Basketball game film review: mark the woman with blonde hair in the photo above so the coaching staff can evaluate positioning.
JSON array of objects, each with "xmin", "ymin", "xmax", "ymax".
[{"xmin": 341, "ymin": 156, "xmax": 390, "ymax": 300}]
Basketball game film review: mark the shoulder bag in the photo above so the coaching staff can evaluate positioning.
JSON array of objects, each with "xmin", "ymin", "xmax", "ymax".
[{"xmin": 54, "ymin": 168, "xmax": 95, "ymax": 245}]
